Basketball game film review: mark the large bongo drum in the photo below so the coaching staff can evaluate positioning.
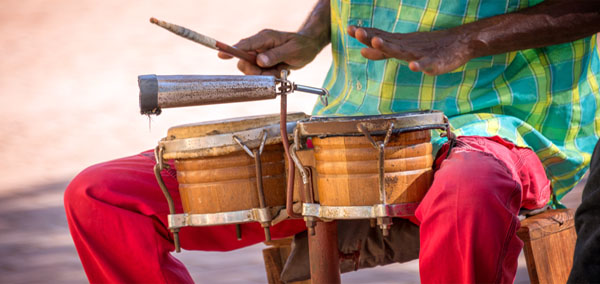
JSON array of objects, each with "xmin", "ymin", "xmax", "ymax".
[
  {"xmin": 153, "ymin": 113, "xmax": 308, "ymax": 250},
  {"xmin": 290, "ymin": 110, "xmax": 449, "ymax": 234}
]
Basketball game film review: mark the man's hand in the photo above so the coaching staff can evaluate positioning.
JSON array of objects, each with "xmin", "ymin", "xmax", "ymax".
[
  {"xmin": 348, "ymin": 0, "xmax": 600, "ymax": 76},
  {"xmin": 348, "ymin": 26, "xmax": 473, "ymax": 76},
  {"xmin": 219, "ymin": 0, "xmax": 330, "ymax": 77},
  {"xmin": 218, "ymin": 29, "xmax": 324, "ymax": 77}
]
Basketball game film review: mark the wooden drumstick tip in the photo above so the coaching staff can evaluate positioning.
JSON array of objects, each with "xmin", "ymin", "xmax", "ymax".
[{"xmin": 149, "ymin": 17, "xmax": 159, "ymax": 24}]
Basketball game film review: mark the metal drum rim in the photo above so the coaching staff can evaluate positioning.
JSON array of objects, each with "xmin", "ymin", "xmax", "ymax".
[
  {"xmin": 296, "ymin": 110, "xmax": 447, "ymax": 137},
  {"xmin": 159, "ymin": 112, "xmax": 309, "ymax": 159}
]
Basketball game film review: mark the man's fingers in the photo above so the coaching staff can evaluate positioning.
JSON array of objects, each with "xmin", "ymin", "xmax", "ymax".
[
  {"xmin": 360, "ymin": 47, "xmax": 388, "ymax": 60},
  {"xmin": 256, "ymin": 44, "xmax": 294, "ymax": 68},
  {"xmin": 234, "ymin": 34, "xmax": 269, "ymax": 51},
  {"xmin": 347, "ymin": 25, "xmax": 358, "ymax": 38},
  {"xmin": 217, "ymin": 51, "xmax": 234, "ymax": 59},
  {"xmin": 237, "ymin": 59, "xmax": 290, "ymax": 77},
  {"xmin": 259, "ymin": 64, "xmax": 291, "ymax": 77},
  {"xmin": 349, "ymin": 27, "xmax": 389, "ymax": 47},
  {"xmin": 371, "ymin": 36, "xmax": 418, "ymax": 62},
  {"xmin": 354, "ymin": 28, "xmax": 373, "ymax": 47},
  {"xmin": 409, "ymin": 57, "xmax": 438, "ymax": 75},
  {"xmin": 237, "ymin": 60, "xmax": 263, "ymax": 75},
  {"xmin": 234, "ymin": 29, "xmax": 287, "ymax": 52}
]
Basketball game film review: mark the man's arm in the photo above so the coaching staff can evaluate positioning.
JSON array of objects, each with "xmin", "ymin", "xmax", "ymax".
[
  {"xmin": 350, "ymin": 0, "xmax": 600, "ymax": 75},
  {"xmin": 218, "ymin": 0, "xmax": 330, "ymax": 76}
]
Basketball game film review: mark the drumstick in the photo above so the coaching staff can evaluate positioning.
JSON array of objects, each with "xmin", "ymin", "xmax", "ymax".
[{"xmin": 149, "ymin": 17, "xmax": 257, "ymax": 63}]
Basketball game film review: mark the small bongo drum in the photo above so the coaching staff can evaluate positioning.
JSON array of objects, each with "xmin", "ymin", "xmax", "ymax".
[
  {"xmin": 154, "ymin": 113, "xmax": 308, "ymax": 250},
  {"xmin": 290, "ymin": 111, "xmax": 449, "ymax": 234}
]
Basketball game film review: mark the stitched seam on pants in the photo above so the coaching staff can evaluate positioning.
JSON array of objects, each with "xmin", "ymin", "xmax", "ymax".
[
  {"xmin": 513, "ymin": 148, "xmax": 537, "ymax": 173},
  {"xmin": 493, "ymin": 183, "xmax": 521, "ymax": 283}
]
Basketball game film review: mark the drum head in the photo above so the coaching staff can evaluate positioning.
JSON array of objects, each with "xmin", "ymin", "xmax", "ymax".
[
  {"xmin": 161, "ymin": 112, "xmax": 309, "ymax": 159},
  {"xmin": 297, "ymin": 110, "xmax": 446, "ymax": 137}
]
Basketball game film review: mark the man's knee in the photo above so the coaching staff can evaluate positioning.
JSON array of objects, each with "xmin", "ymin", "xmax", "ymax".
[
  {"xmin": 65, "ymin": 166, "xmax": 95, "ymax": 206},
  {"xmin": 429, "ymin": 151, "xmax": 521, "ymax": 211},
  {"xmin": 64, "ymin": 162, "xmax": 118, "ymax": 215}
]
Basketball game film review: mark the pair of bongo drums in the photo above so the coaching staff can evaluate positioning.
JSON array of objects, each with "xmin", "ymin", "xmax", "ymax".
[{"xmin": 153, "ymin": 110, "xmax": 449, "ymax": 251}]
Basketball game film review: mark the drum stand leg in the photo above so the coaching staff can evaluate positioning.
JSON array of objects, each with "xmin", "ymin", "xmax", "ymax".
[{"xmin": 309, "ymin": 221, "xmax": 341, "ymax": 284}]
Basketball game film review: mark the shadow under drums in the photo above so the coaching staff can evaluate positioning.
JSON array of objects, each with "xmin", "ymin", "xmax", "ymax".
[{"xmin": 0, "ymin": 180, "xmax": 86, "ymax": 284}]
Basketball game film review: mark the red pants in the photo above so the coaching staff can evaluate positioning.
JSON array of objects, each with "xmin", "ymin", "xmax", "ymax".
[{"xmin": 64, "ymin": 136, "xmax": 550, "ymax": 283}]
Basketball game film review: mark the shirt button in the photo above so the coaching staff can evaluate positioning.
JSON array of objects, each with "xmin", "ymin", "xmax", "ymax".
[{"xmin": 356, "ymin": 81, "xmax": 363, "ymax": 90}]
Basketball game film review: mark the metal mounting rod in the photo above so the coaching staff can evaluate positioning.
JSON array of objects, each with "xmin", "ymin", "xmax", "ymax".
[{"xmin": 309, "ymin": 221, "xmax": 341, "ymax": 284}]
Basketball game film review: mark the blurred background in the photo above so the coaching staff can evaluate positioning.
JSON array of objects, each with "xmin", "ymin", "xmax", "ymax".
[{"xmin": 0, "ymin": 0, "xmax": 590, "ymax": 283}]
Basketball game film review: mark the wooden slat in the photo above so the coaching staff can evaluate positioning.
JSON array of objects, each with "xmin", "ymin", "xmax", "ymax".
[
  {"xmin": 517, "ymin": 209, "xmax": 576, "ymax": 284},
  {"xmin": 263, "ymin": 238, "xmax": 312, "ymax": 284}
]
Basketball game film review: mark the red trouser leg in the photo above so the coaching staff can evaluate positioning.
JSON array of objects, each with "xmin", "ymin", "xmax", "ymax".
[
  {"xmin": 64, "ymin": 151, "xmax": 306, "ymax": 283},
  {"xmin": 415, "ymin": 136, "xmax": 551, "ymax": 284}
]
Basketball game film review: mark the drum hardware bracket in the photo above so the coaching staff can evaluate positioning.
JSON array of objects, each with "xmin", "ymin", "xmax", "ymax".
[
  {"xmin": 233, "ymin": 130, "xmax": 272, "ymax": 242},
  {"xmin": 167, "ymin": 206, "xmax": 285, "ymax": 229},
  {"xmin": 290, "ymin": 135, "xmax": 317, "ymax": 236},
  {"xmin": 358, "ymin": 122, "xmax": 395, "ymax": 236},
  {"xmin": 275, "ymin": 71, "xmax": 329, "ymax": 106},
  {"xmin": 302, "ymin": 203, "xmax": 419, "ymax": 220},
  {"xmin": 232, "ymin": 129, "xmax": 268, "ymax": 158},
  {"xmin": 440, "ymin": 116, "xmax": 457, "ymax": 158},
  {"xmin": 154, "ymin": 145, "xmax": 182, "ymax": 253},
  {"xmin": 289, "ymin": 141, "xmax": 310, "ymax": 186}
]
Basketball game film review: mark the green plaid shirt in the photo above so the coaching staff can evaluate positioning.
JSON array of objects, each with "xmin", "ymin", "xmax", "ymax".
[{"xmin": 312, "ymin": 0, "xmax": 600, "ymax": 205}]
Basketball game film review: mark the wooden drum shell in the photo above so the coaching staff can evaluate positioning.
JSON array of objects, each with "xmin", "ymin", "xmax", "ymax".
[
  {"xmin": 175, "ymin": 144, "xmax": 286, "ymax": 214},
  {"xmin": 311, "ymin": 130, "xmax": 433, "ymax": 206}
]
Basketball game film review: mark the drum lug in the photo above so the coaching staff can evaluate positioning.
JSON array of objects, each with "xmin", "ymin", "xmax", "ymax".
[
  {"xmin": 290, "ymin": 140, "xmax": 318, "ymax": 235},
  {"xmin": 154, "ymin": 145, "xmax": 182, "ymax": 253},
  {"xmin": 358, "ymin": 122, "xmax": 396, "ymax": 235},
  {"xmin": 233, "ymin": 130, "xmax": 273, "ymax": 242}
]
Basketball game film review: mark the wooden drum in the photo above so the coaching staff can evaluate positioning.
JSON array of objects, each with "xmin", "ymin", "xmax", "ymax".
[
  {"xmin": 155, "ymin": 113, "xmax": 308, "ymax": 231},
  {"xmin": 312, "ymin": 130, "xmax": 433, "ymax": 207},
  {"xmin": 292, "ymin": 111, "xmax": 449, "ymax": 228}
]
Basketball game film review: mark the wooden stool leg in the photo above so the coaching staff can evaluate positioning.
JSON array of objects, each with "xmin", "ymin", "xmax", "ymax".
[
  {"xmin": 517, "ymin": 209, "xmax": 577, "ymax": 284},
  {"xmin": 262, "ymin": 238, "xmax": 311, "ymax": 284}
]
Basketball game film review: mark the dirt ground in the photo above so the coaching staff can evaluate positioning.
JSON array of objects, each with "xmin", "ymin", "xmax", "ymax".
[{"xmin": 0, "ymin": 0, "xmax": 592, "ymax": 283}]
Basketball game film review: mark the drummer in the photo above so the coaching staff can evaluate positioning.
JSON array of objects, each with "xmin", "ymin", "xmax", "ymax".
[{"xmin": 64, "ymin": 0, "xmax": 600, "ymax": 283}]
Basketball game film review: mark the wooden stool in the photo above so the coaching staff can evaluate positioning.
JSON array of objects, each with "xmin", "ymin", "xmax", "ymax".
[
  {"xmin": 263, "ymin": 209, "xmax": 577, "ymax": 283},
  {"xmin": 517, "ymin": 209, "xmax": 576, "ymax": 284},
  {"xmin": 262, "ymin": 238, "xmax": 311, "ymax": 284}
]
